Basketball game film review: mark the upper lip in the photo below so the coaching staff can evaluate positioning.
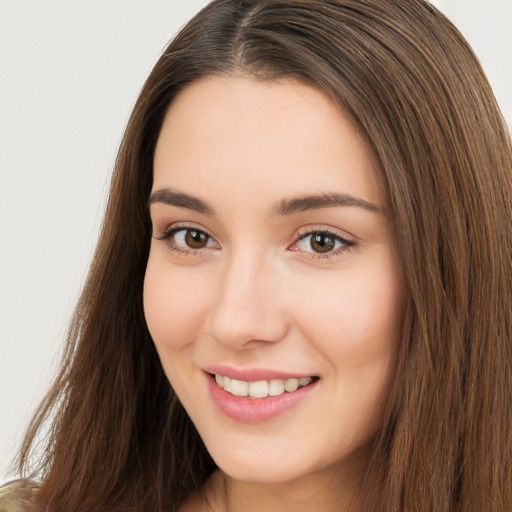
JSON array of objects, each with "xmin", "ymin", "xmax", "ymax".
[{"xmin": 202, "ymin": 365, "xmax": 317, "ymax": 382}]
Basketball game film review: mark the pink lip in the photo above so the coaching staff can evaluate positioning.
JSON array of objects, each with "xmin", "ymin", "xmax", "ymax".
[
  {"xmin": 204, "ymin": 370, "xmax": 318, "ymax": 424},
  {"xmin": 203, "ymin": 364, "xmax": 315, "ymax": 382}
]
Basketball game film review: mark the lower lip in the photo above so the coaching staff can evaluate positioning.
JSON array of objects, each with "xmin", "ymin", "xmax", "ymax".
[{"xmin": 206, "ymin": 373, "xmax": 317, "ymax": 423}]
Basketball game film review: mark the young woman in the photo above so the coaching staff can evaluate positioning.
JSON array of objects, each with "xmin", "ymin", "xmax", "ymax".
[{"xmin": 2, "ymin": 0, "xmax": 511, "ymax": 510}]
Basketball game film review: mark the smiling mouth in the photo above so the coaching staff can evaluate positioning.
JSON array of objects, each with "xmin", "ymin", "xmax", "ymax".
[{"xmin": 209, "ymin": 373, "xmax": 318, "ymax": 399}]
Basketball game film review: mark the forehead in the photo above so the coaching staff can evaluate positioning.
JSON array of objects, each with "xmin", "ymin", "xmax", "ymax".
[{"xmin": 153, "ymin": 75, "xmax": 384, "ymax": 210}]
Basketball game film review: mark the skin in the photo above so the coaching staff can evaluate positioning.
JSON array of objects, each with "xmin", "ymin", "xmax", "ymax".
[{"xmin": 144, "ymin": 75, "xmax": 405, "ymax": 511}]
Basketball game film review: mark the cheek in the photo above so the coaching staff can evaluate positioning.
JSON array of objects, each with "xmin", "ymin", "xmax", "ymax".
[
  {"xmin": 143, "ymin": 257, "xmax": 208, "ymax": 354},
  {"xmin": 301, "ymin": 264, "xmax": 403, "ymax": 441},
  {"xmin": 289, "ymin": 256, "xmax": 404, "ymax": 371}
]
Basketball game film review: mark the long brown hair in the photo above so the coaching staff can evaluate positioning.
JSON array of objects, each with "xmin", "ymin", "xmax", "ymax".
[{"xmin": 16, "ymin": 1, "xmax": 512, "ymax": 510}]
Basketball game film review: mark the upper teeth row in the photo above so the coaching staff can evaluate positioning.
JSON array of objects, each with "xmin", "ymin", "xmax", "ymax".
[{"xmin": 215, "ymin": 374, "xmax": 313, "ymax": 398}]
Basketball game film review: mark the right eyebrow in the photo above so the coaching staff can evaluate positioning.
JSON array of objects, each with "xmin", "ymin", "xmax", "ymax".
[{"xmin": 148, "ymin": 188, "xmax": 215, "ymax": 215}]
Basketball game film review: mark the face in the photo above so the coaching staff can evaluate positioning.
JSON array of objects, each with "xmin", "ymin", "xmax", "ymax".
[{"xmin": 144, "ymin": 76, "xmax": 404, "ymax": 486}]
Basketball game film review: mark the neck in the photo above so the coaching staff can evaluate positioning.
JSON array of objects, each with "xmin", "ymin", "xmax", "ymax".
[{"xmin": 205, "ymin": 457, "xmax": 366, "ymax": 512}]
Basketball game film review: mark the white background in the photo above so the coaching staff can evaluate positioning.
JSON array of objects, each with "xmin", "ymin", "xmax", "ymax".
[{"xmin": 1, "ymin": 0, "xmax": 510, "ymax": 480}]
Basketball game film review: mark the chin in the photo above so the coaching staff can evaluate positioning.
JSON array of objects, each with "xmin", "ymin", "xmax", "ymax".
[
  {"xmin": 202, "ymin": 437, "xmax": 301, "ymax": 483},
  {"xmin": 217, "ymin": 458, "xmax": 308, "ymax": 485}
]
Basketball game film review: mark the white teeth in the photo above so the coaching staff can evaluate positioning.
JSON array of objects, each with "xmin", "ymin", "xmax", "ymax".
[
  {"xmin": 249, "ymin": 380, "xmax": 268, "ymax": 398},
  {"xmin": 230, "ymin": 378, "xmax": 248, "ymax": 396},
  {"xmin": 214, "ymin": 374, "xmax": 314, "ymax": 398},
  {"xmin": 268, "ymin": 379, "xmax": 285, "ymax": 396},
  {"xmin": 284, "ymin": 378, "xmax": 299, "ymax": 392}
]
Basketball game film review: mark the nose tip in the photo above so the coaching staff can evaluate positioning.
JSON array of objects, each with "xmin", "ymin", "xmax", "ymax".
[
  {"xmin": 205, "ymin": 256, "xmax": 288, "ymax": 349},
  {"xmin": 207, "ymin": 297, "xmax": 288, "ymax": 349}
]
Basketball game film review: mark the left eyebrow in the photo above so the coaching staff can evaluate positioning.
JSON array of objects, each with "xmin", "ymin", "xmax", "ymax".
[{"xmin": 272, "ymin": 192, "xmax": 383, "ymax": 215}]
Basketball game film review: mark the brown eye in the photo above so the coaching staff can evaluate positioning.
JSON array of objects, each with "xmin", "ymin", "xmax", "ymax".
[
  {"xmin": 294, "ymin": 230, "xmax": 352, "ymax": 257},
  {"xmin": 157, "ymin": 227, "xmax": 218, "ymax": 252},
  {"xmin": 310, "ymin": 233, "xmax": 335, "ymax": 253},
  {"xmin": 184, "ymin": 229, "xmax": 209, "ymax": 249}
]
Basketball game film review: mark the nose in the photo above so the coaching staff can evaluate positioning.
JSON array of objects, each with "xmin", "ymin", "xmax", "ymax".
[{"xmin": 205, "ymin": 250, "xmax": 289, "ymax": 349}]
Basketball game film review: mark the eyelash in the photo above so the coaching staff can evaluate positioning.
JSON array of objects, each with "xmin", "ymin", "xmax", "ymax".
[
  {"xmin": 293, "ymin": 228, "xmax": 354, "ymax": 260},
  {"xmin": 154, "ymin": 225, "xmax": 355, "ymax": 260},
  {"xmin": 155, "ymin": 225, "xmax": 218, "ymax": 256}
]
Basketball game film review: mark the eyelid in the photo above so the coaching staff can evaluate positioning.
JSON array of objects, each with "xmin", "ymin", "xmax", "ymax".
[
  {"xmin": 155, "ymin": 221, "xmax": 217, "ymax": 240},
  {"xmin": 153, "ymin": 221, "xmax": 355, "ymax": 260},
  {"xmin": 294, "ymin": 224, "xmax": 355, "ymax": 243},
  {"xmin": 154, "ymin": 222, "xmax": 220, "ymax": 254},
  {"xmin": 289, "ymin": 225, "xmax": 355, "ymax": 260}
]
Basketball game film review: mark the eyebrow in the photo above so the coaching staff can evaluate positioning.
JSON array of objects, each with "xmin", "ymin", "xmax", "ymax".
[
  {"xmin": 149, "ymin": 188, "xmax": 382, "ymax": 216},
  {"xmin": 149, "ymin": 188, "xmax": 214, "ymax": 215},
  {"xmin": 272, "ymin": 192, "xmax": 382, "ymax": 215}
]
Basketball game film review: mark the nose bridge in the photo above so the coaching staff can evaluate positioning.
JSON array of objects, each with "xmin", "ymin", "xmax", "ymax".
[{"xmin": 207, "ymin": 247, "xmax": 287, "ymax": 347}]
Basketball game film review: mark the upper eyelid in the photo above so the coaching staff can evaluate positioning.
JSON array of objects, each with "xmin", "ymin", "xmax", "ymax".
[
  {"xmin": 154, "ymin": 221, "xmax": 356, "ymax": 248},
  {"xmin": 292, "ymin": 230, "xmax": 354, "ymax": 249},
  {"xmin": 155, "ymin": 226, "xmax": 219, "ymax": 254},
  {"xmin": 294, "ymin": 225, "xmax": 355, "ymax": 243},
  {"xmin": 156, "ymin": 221, "xmax": 217, "ymax": 238}
]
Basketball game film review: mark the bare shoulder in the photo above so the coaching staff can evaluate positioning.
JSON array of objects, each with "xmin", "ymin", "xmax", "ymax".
[{"xmin": 0, "ymin": 480, "xmax": 39, "ymax": 512}]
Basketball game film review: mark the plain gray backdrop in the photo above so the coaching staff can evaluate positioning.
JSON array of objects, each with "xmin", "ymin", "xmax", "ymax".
[{"xmin": 1, "ymin": 0, "xmax": 511, "ymax": 480}]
